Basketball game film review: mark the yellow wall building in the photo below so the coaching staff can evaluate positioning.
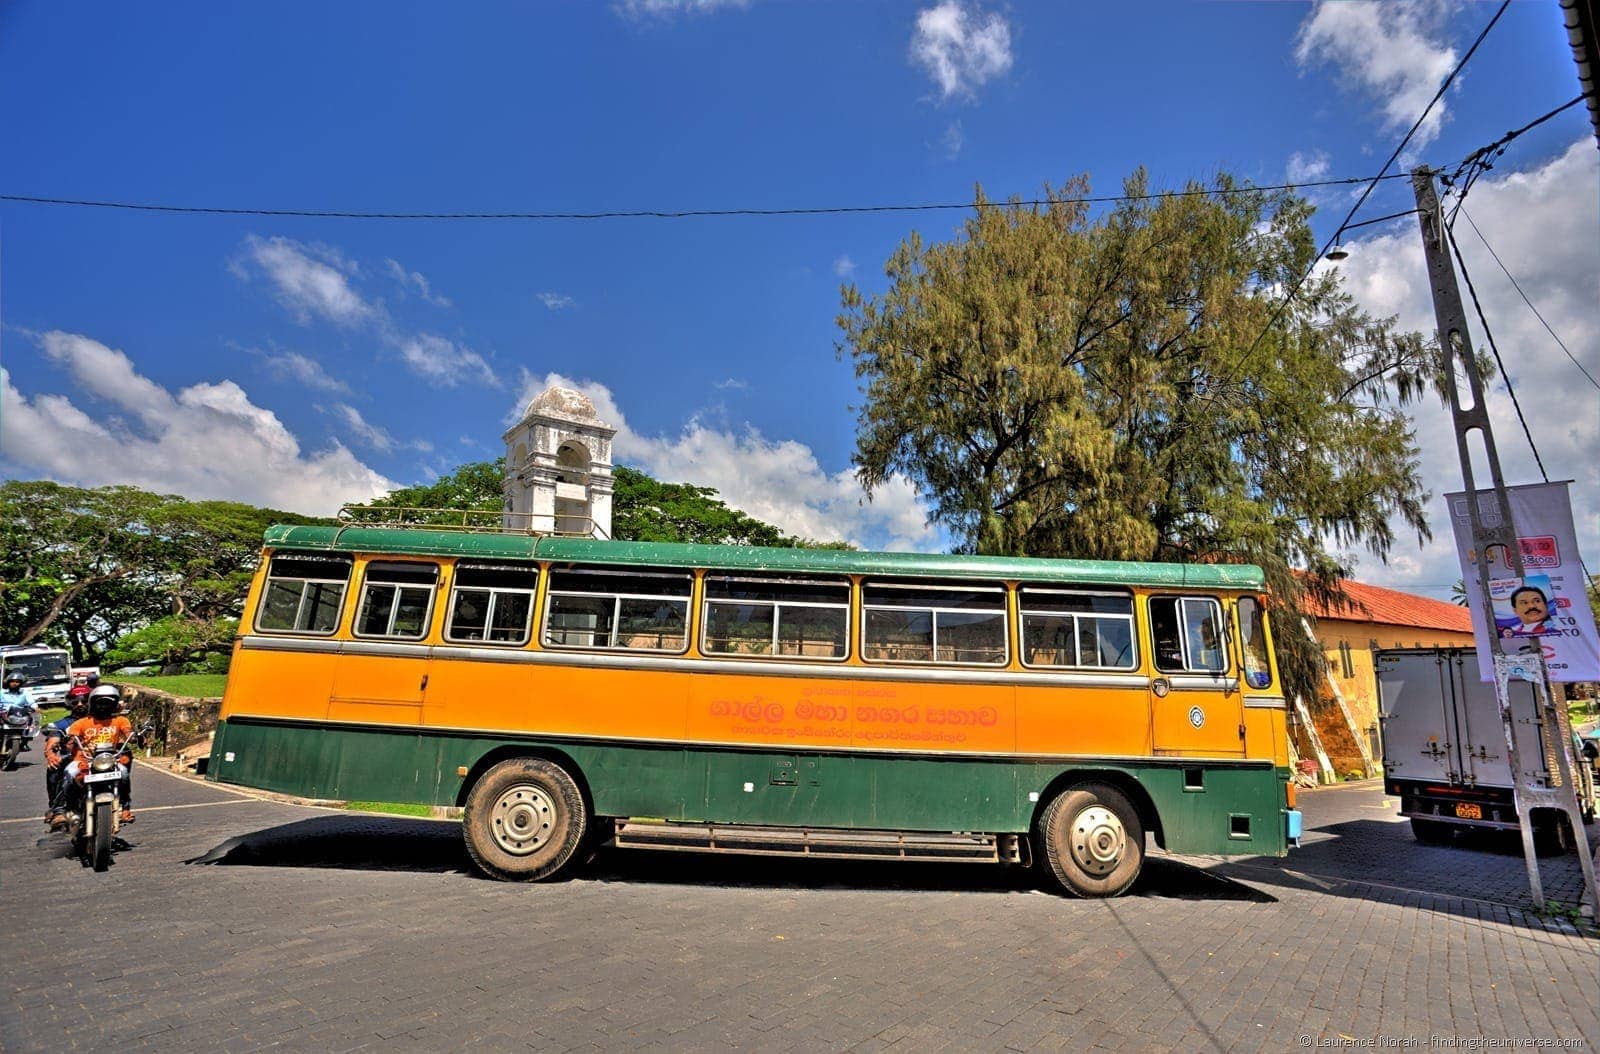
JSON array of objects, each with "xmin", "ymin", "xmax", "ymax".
[{"xmin": 1304, "ymin": 581, "xmax": 1474, "ymax": 775}]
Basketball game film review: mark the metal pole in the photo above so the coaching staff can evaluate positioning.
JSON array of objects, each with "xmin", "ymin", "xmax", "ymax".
[{"xmin": 1410, "ymin": 167, "xmax": 1597, "ymax": 919}]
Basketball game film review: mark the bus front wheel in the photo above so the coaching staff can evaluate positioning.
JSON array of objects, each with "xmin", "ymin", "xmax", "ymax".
[
  {"xmin": 463, "ymin": 757, "xmax": 588, "ymax": 882},
  {"xmin": 1037, "ymin": 782, "xmax": 1144, "ymax": 898}
]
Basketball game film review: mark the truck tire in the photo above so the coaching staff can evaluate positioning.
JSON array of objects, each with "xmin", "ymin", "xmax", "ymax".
[
  {"xmin": 1532, "ymin": 814, "xmax": 1572, "ymax": 857},
  {"xmin": 1410, "ymin": 817, "xmax": 1452, "ymax": 844},
  {"xmin": 462, "ymin": 757, "xmax": 587, "ymax": 882}
]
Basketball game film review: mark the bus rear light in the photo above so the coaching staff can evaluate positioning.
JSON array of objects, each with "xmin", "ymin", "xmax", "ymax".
[{"xmin": 1285, "ymin": 782, "xmax": 1297, "ymax": 809}]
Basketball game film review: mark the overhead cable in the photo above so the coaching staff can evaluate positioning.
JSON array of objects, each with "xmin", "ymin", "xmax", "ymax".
[
  {"xmin": 1215, "ymin": 0, "xmax": 1511, "ymax": 388},
  {"xmin": 0, "ymin": 173, "xmax": 1413, "ymax": 224},
  {"xmin": 1457, "ymin": 207, "xmax": 1600, "ymax": 392}
]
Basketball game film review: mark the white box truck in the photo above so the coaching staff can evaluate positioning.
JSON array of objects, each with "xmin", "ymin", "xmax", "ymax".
[{"xmin": 1377, "ymin": 647, "xmax": 1594, "ymax": 853}]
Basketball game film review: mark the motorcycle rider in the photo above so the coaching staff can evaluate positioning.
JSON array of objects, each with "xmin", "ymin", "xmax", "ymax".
[
  {"xmin": 43, "ymin": 691, "xmax": 93, "ymax": 827},
  {"xmin": 59, "ymin": 685, "xmax": 136, "ymax": 826}
]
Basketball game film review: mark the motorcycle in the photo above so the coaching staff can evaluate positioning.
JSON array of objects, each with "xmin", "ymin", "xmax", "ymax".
[
  {"xmin": 0, "ymin": 696, "xmax": 40, "ymax": 770},
  {"xmin": 63, "ymin": 724, "xmax": 150, "ymax": 871}
]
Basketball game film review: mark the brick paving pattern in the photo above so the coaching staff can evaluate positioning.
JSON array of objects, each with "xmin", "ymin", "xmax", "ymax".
[{"xmin": 1, "ymin": 756, "xmax": 1594, "ymax": 1053}]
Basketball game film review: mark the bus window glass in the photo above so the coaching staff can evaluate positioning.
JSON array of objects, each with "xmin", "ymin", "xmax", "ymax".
[
  {"xmin": 1019, "ymin": 588, "xmax": 1136, "ymax": 670},
  {"xmin": 1149, "ymin": 596, "xmax": 1227, "ymax": 674},
  {"xmin": 543, "ymin": 568, "xmax": 691, "ymax": 652},
  {"xmin": 1237, "ymin": 596, "xmax": 1272, "ymax": 689},
  {"xmin": 703, "ymin": 575, "xmax": 849, "ymax": 659},
  {"xmin": 355, "ymin": 562, "xmax": 439, "ymax": 640},
  {"xmin": 446, "ymin": 564, "xmax": 538, "ymax": 645},
  {"xmin": 255, "ymin": 554, "xmax": 352, "ymax": 634},
  {"xmin": 862, "ymin": 581, "xmax": 1006, "ymax": 665}
]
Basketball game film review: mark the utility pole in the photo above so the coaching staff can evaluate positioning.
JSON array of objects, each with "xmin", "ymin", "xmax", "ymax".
[{"xmin": 1411, "ymin": 166, "xmax": 1598, "ymax": 919}]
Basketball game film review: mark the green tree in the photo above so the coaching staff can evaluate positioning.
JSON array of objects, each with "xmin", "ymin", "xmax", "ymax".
[
  {"xmin": 104, "ymin": 615, "xmax": 239, "ymax": 674},
  {"xmin": 837, "ymin": 171, "xmax": 1434, "ymax": 700},
  {"xmin": 0, "ymin": 481, "xmax": 321, "ymax": 662},
  {"xmin": 350, "ymin": 460, "xmax": 851, "ymax": 548}
]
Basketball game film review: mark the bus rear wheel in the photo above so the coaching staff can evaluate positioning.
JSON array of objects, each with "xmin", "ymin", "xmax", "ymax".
[
  {"xmin": 463, "ymin": 758, "xmax": 587, "ymax": 882},
  {"xmin": 1037, "ymin": 782, "xmax": 1144, "ymax": 898}
]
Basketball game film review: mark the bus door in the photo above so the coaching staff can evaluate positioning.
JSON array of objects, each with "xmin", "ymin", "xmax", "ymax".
[
  {"xmin": 329, "ymin": 561, "xmax": 440, "ymax": 726},
  {"xmin": 1147, "ymin": 596, "xmax": 1245, "ymax": 757}
]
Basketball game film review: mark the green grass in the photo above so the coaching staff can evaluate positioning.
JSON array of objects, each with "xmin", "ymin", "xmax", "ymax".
[
  {"xmin": 1568, "ymin": 695, "xmax": 1597, "ymax": 729},
  {"xmin": 343, "ymin": 801, "xmax": 439, "ymax": 818},
  {"xmin": 111, "ymin": 673, "xmax": 228, "ymax": 699},
  {"xmin": 40, "ymin": 707, "xmax": 68, "ymax": 724}
]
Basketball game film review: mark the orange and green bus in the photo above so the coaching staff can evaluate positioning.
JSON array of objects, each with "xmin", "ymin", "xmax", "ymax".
[{"xmin": 209, "ymin": 524, "xmax": 1302, "ymax": 897}]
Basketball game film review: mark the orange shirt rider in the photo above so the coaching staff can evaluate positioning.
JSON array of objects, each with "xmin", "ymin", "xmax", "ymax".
[{"xmin": 65, "ymin": 714, "xmax": 134, "ymax": 774}]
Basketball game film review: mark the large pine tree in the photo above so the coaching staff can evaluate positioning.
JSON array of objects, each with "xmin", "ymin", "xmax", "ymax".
[{"xmin": 837, "ymin": 170, "xmax": 1436, "ymax": 699}]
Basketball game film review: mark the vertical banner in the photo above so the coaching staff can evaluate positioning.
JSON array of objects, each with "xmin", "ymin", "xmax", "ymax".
[{"xmin": 1447, "ymin": 481, "xmax": 1600, "ymax": 682}]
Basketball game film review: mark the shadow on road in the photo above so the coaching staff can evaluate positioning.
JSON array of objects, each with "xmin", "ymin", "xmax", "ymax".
[
  {"xmin": 187, "ymin": 814, "xmax": 470, "ymax": 872},
  {"xmin": 188, "ymin": 814, "xmax": 1274, "ymax": 902},
  {"xmin": 1206, "ymin": 817, "xmax": 1598, "ymax": 935}
]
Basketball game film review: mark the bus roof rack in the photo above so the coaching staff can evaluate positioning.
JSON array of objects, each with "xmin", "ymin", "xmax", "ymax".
[{"xmin": 336, "ymin": 504, "xmax": 609, "ymax": 540}]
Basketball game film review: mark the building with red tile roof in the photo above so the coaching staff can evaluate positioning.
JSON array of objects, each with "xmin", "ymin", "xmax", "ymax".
[{"xmin": 1300, "ymin": 580, "xmax": 1475, "ymax": 776}]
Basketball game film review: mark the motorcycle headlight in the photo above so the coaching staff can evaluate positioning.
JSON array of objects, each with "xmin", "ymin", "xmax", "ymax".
[
  {"xmin": 90, "ymin": 755, "xmax": 117, "ymax": 774},
  {"xmin": 4, "ymin": 711, "xmax": 27, "ymax": 726}
]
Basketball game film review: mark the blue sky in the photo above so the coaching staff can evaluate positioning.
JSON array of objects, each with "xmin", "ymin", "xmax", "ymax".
[{"xmin": 2, "ymin": 1, "xmax": 1595, "ymax": 596}]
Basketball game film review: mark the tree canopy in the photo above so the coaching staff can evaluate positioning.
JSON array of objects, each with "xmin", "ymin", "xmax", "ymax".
[
  {"xmin": 347, "ymin": 460, "xmax": 850, "ymax": 548},
  {"xmin": 0, "ymin": 480, "xmax": 325, "ymax": 665},
  {"xmin": 837, "ymin": 171, "xmax": 1436, "ymax": 698}
]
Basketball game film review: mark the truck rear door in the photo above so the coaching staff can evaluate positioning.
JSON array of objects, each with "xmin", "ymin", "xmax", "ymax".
[{"xmin": 1378, "ymin": 650, "xmax": 1460, "ymax": 784}]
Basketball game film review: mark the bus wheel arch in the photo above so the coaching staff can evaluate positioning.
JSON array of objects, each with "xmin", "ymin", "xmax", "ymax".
[
  {"xmin": 1032, "ymin": 773, "xmax": 1155, "ymax": 899},
  {"xmin": 1031, "ymin": 769, "xmax": 1164, "ymax": 851},
  {"xmin": 456, "ymin": 745, "xmax": 593, "ymax": 813},
  {"xmin": 460, "ymin": 753, "xmax": 591, "ymax": 882}
]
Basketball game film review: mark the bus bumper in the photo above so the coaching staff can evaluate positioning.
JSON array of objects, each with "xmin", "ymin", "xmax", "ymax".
[{"xmin": 1284, "ymin": 809, "xmax": 1303, "ymax": 848}]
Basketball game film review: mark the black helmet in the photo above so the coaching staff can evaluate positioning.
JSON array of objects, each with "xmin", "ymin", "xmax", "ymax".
[
  {"xmin": 88, "ymin": 685, "xmax": 121, "ymax": 719},
  {"xmin": 3, "ymin": 674, "xmax": 21, "ymax": 689}
]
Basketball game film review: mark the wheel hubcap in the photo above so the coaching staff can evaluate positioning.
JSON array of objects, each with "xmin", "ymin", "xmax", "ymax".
[
  {"xmin": 1070, "ymin": 805, "xmax": 1125, "ymax": 876},
  {"xmin": 490, "ymin": 784, "xmax": 555, "ymax": 856}
]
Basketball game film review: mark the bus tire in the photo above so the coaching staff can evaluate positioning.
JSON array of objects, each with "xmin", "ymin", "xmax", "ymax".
[
  {"xmin": 1037, "ymin": 782, "xmax": 1144, "ymax": 898},
  {"xmin": 463, "ymin": 757, "xmax": 588, "ymax": 882}
]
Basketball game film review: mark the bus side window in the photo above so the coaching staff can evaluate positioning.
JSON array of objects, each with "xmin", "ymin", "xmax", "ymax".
[
  {"xmin": 703, "ymin": 575, "xmax": 849, "ymax": 659},
  {"xmin": 1018, "ymin": 587, "xmax": 1137, "ymax": 670},
  {"xmin": 543, "ymin": 567, "xmax": 691, "ymax": 652},
  {"xmin": 862, "ymin": 580, "xmax": 1007, "ymax": 665},
  {"xmin": 256, "ymin": 554, "xmax": 353, "ymax": 635},
  {"xmin": 1148, "ymin": 596, "xmax": 1228, "ymax": 674},
  {"xmin": 354, "ymin": 562, "xmax": 440, "ymax": 640},
  {"xmin": 446, "ymin": 563, "xmax": 538, "ymax": 645}
]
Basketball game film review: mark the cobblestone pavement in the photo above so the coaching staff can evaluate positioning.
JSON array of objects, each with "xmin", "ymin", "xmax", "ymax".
[{"xmin": 1, "ymin": 756, "xmax": 1595, "ymax": 1054}]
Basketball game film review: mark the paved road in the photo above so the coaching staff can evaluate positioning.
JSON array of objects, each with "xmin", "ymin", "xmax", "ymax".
[{"xmin": 1, "ymin": 753, "xmax": 1595, "ymax": 1053}]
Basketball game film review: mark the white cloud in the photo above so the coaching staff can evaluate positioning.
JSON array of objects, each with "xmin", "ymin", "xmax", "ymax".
[
  {"xmin": 512, "ymin": 370, "xmax": 937, "ymax": 550},
  {"xmin": 910, "ymin": 2, "xmax": 1013, "ymax": 100},
  {"xmin": 1294, "ymin": 0, "xmax": 1456, "ymax": 148},
  {"xmin": 1330, "ymin": 140, "xmax": 1599, "ymax": 594},
  {"xmin": 713, "ymin": 378, "xmax": 748, "ymax": 391},
  {"xmin": 257, "ymin": 350, "xmax": 351, "ymax": 394},
  {"xmin": 537, "ymin": 292, "xmax": 576, "ymax": 311},
  {"xmin": 615, "ymin": 0, "xmax": 748, "ymax": 20},
  {"xmin": 398, "ymin": 334, "xmax": 499, "ymax": 388},
  {"xmin": 941, "ymin": 120, "xmax": 965, "ymax": 159},
  {"xmin": 384, "ymin": 259, "xmax": 452, "ymax": 308},
  {"xmin": 1286, "ymin": 149, "xmax": 1331, "ymax": 185},
  {"xmin": 832, "ymin": 255, "xmax": 857, "ymax": 279},
  {"xmin": 333, "ymin": 404, "xmax": 396, "ymax": 453},
  {"xmin": 237, "ymin": 236, "xmax": 380, "ymax": 327},
  {"xmin": 2, "ymin": 332, "xmax": 394, "ymax": 515}
]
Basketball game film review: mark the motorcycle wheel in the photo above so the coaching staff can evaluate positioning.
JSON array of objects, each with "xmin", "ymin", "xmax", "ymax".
[
  {"xmin": 92, "ymin": 799, "xmax": 114, "ymax": 871},
  {"xmin": 0, "ymin": 741, "xmax": 18, "ymax": 771}
]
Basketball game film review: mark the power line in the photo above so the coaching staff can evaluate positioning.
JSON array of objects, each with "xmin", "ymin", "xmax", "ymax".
[
  {"xmin": 1456, "ymin": 205, "xmax": 1600, "ymax": 392},
  {"xmin": 0, "ymin": 173, "xmax": 1414, "ymax": 223},
  {"xmin": 1216, "ymin": 0, "xmax": 1511, "ymax": 389}
]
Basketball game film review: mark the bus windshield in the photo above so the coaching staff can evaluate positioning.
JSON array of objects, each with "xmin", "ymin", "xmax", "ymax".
[{"xmin": 2, "ymin": 650, "xmax": 71, "ymax": 686}]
